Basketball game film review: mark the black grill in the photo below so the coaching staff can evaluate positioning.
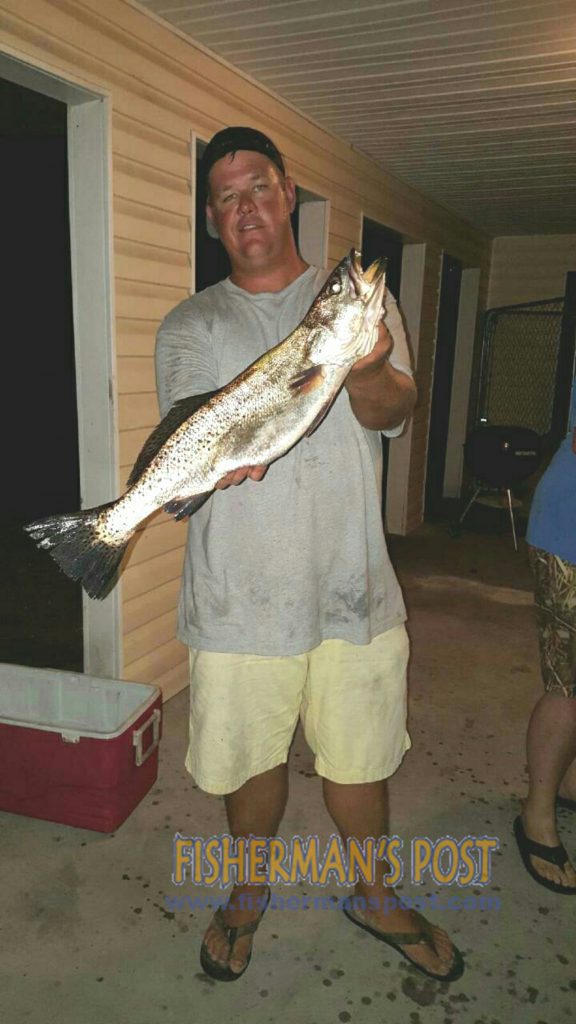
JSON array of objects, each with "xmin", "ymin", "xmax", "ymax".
[
  {"xmin": 463, "ymin": 425, "xmax": 541, "ymax": 487},
  {"xmin": 451, "ymin": 424, "xmax": 542, "ymax": 551}
]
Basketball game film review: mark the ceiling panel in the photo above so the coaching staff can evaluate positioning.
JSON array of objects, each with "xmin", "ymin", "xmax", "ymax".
[{"xmin": 137, "ymin": 0, "xmax": 576, "ymax": 236}]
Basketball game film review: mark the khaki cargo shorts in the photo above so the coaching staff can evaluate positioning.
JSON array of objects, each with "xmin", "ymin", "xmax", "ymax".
[
  {"xmin": 185, "ymin": 625, "xmax": 411, "ymax": 795},
  {"xmin": 529, "ymin": 545, "xmax": 576, "ymax": 698}
]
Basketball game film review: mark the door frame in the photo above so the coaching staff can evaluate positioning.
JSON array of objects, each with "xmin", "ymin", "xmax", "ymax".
[{"xmin": 0, "ymin": 51, "xmax": 121, "ymax": 678}]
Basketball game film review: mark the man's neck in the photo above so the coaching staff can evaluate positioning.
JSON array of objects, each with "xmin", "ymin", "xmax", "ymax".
[{"xmin": 230, "ymin": 254, "xmax": 310, "ymax": 294}]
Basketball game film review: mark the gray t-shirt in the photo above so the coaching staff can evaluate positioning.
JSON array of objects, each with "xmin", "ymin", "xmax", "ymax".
[{"xmin": 155, "ymin": 265, "xmax": 412, "ymax": 655}]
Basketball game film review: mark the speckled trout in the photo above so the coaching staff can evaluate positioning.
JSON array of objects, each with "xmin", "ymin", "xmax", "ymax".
[{"xmin": 25, "ymin": 249, "xmax": 386, "ymax": 599}]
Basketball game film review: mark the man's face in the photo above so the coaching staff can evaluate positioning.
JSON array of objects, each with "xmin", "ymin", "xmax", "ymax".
[{"xmin": 206, "ymin": 150, "xmax": 297, "ymax": 269}]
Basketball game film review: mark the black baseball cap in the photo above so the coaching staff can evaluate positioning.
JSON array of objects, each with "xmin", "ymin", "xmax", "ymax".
[{"xmin": 200, "ymin": 126, "xmax": 286, "ymax": 190}]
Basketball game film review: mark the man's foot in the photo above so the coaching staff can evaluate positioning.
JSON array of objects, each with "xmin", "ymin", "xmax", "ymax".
[
  {"xmin": 200, "ymin": 885, "xmax": 269, "ymax": 980},
  {"xmin": 515, "ymin": 814, "xmax": 576, "ymax": 892},
  {"xmin": 345, "ymin": 899, "xmax": 463, "ymax": 981}
]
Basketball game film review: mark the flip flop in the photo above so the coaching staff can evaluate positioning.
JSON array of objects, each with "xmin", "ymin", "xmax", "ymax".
[
  {"xmin": 343, "ymin": 905, "xmax": 464, "ymax": 982},
  {"xmin": 200, "ymin": 888, "xmax": 271, "ymax": 982},
  {"xmin": 513, "ymin": 816, "xmax": 576, "ymax": 895},
  {"xmin": 556, "ymin": 796, "xmax": 576, "ymax": 812}
]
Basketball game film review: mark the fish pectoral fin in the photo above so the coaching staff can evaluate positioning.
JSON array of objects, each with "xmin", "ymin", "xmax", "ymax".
[
  {"xmin": 305, "ymin": 388, "xmax": 342, "ymax": 438},
  {"xmin": 164, "ymin": 491, "xmax": 213, "ymax": 521},
  {"xmin": 127, "ymin": 390, "xmax": 220, "ymax": 487},
  {"xmin": 289, "ymin": 365, "xmax": 325, "ymax": 395}
]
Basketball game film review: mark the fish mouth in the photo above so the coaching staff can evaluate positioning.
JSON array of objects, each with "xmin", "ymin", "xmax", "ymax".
[{"xmin": 348, "ymin": 249, "xmax": 386, "ymax": 299}]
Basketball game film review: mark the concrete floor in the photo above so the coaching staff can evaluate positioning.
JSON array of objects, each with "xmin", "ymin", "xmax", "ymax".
[{"xmin": 1, "ymin": 522, "xmax": 575, "ymax": 1024}]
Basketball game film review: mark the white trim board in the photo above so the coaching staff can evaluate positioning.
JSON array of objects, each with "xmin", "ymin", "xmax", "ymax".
[{"xmin": 1, "ymin": 53, "xmax": 121, "ymax": 678}]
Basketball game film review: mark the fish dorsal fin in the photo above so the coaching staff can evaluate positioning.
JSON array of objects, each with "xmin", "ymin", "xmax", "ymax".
[{"xmin": 127, "ymin": 390, "xmax": 219, "ymax": 487}]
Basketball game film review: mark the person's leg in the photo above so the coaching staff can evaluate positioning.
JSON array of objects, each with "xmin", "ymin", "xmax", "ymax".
[
  {"xmin": 323, "ymin": 778, "xmax": 458, "ymax": 977},
  {"xmin": 520, "ymin": 547, "xmax": 576, "ymax": 887},
  {"xmin": 305, "ymin": 628, "xmax": 461, "ymax": 978},
  {"xmin": 521, "ymin": 692, "xmax": 576, "ymax": 886},
  {"xmin": 559, "ymin": 754, "xmax": 576, "ymax": 801},
  {"xmin": 202, "ymin": 763, "xmax": 289, "ymax": 973},
  {"xmin": 186, "ymin": 647, "xmax": 305, "ymax": 976}
]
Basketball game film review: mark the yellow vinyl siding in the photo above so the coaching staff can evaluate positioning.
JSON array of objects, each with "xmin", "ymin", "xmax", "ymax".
[
  {"xmin": 1, "ymin": 0, "xmax": 491, "ymax": 696},
  {"xmin": 488, "ymin": 235, "xmax": 576, "ymax": 308}
]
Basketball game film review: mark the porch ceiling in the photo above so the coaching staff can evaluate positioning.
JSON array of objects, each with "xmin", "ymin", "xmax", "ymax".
[{"xmin": 136, "ymin": 0, "xmax": 576, "ymax": 238}]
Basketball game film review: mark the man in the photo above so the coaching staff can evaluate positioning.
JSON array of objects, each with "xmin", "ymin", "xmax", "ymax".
[{"xmin": 155, "ymin": 126, "xmax": 463, "ymax": 982}]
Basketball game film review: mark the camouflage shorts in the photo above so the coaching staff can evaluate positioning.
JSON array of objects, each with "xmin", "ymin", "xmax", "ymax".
[{"xmin": 528, "ymin": 546, "xmax": 576, "ymax": 698}]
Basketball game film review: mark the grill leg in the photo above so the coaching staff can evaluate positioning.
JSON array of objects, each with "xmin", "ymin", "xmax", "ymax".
[
  {"xmin": 457, "ymin": 486, "xmax": 483, "ymax": 527},
  {"xmin": 505, "ymin": 488, "xmax": 519, "ymax": 552}
]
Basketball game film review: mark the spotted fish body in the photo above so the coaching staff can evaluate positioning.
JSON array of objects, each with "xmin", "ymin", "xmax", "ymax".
[{"xmin": 25, "ymin": 249, "xmax": 386, "ymax": 599}]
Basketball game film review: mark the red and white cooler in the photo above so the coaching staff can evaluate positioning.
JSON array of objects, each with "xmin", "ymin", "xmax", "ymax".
[{"xmin": 0, "ymin": 663, "xmax": 162, "ymax": 833}]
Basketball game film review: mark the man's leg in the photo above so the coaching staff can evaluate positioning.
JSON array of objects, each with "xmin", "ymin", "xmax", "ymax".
[
  {"xmin": 202, "ymin": 763, "xmax": 288, "ymax": 974},
  {"xmin": 187, "ymin": 646, "xmax": 306, "ymax": 974},
  {"xmin": 521, "ymin": 692, "xmax": 576, "ymax": 887},
  {"xmin": 323, "ymin": 778, "xmax": 459, "ymax": 977}
]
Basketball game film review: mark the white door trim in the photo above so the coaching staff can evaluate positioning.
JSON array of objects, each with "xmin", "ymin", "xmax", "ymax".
[{"xmin": 0, "ymin": 53, "xmax": 121, "ymax": 677}]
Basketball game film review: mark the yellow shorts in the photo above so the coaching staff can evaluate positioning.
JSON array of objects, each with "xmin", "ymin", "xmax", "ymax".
[{"xmin": 185, "ymin": 625, "xmax": 411, "ymax": 795}]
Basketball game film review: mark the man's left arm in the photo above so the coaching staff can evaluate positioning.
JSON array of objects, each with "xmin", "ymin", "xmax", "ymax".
[{"xmin": 345, "ymin": 295, "xmax": 417, "ymax": 432}]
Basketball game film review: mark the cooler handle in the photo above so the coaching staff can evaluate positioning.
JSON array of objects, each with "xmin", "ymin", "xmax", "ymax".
[{"xmin": 132, "ymin": 708, "xmax": 161, "ymax": 766}]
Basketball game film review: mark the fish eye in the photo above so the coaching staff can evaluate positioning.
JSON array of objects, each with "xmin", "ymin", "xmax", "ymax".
[{"xmin": 330, "ymin": 281, "xmax": 342, "ymax": 294}]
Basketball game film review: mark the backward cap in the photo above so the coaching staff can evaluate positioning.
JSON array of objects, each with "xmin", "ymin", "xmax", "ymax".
[{"xmin": 200, "ymin": 126, "xmax": 286, "ymax": 187}]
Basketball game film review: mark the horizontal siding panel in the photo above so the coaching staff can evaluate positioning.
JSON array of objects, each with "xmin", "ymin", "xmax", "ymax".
[
  {"xmin": 122, "ymin": 547, "xmax": 185, "ymax": 602},
  {"xmin": 114, "ymin": 238, "xmax": 191, "ymax": 289},
  {"xmin": 112, "ymin": 80, "xmax": 196, "ymax": 142},
  {"xmin": 114, "ymin": 197, "xmax": 190, "ymax": 253},
  {"xmin": 123, "ymin": 636, "xmax": 187, "ymax": 683},
  {"xmin": 128, "ymin": 519, "xmax": 187, "ymax": 568},
  {"xmin": 113, "ymin": 157, "xmax": 190, "ymax": 217},
  {"xmin": 118, "ymin": 356, "xmax": 155, "ymax": 395},
  {"xmin": 116, "ymin": 319, "xmax": 158, "ymax": 357},
  {"xmin": 124, "ymin": 608, "xmax": 177, "ymax": 665},
  {"xmin": 123, "ymin": 577, "xmax": 182, "ymax": 634},
  {"xmin": 118, "ymin": 392, "xmax": 159, "ymax": 432},
  {"xmin": 112, "ymin": 112, "xmax": 190, "ymax": 177},
  {"xmin": 488, "ymin": 234, "xmax": 576, "ymax": 307},
  {"xmin": 115, "ymin": 280, "xmax": 188, "ymax": 321},
  {"xmin": 155, "ymin": 658, "xmax": 189, "ymax": 702},
  {"xmin": 120, "ymin": 426, "xmax": 150, "ymax": 468},
  {"xmin": 328, "ymin": 237, "xmax": 355, "ymax": 264},
  {"xmin": 329, "ymin": 208, "xmax": 359, "ymax": 242}
]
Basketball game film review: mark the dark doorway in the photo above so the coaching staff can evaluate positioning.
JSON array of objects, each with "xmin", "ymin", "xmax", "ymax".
[
  {"xmin": 361, "ymin": 218, "xmax": 403, "ymax": 514},
  {"xmin": 425, "ymin": 253, "xmax": 463, "ymax": 519},
  {"xmin": 0, "ymin": 78, "xmax": 83, "ymax": 671}
]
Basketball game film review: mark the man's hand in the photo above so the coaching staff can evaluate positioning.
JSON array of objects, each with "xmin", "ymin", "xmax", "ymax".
[
  {"xmin": 347, "ymin": 322, "xmax": 393, "ymax": 381},
  {"xmin": 215, "ymin": 465, "xmax": 269, "ymax": 489},
  {"xmin": 344, "ymin": 321, "xmax": 416, "ymax": 432}
]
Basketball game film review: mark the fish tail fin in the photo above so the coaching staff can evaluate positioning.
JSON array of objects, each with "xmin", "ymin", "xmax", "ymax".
[{"xmin": 24, "ymin": 501, "xmax": 132, "ymax": 600}]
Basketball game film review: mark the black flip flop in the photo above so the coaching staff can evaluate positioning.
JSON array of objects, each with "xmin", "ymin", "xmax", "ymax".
[
  {"xmin": 556, "ymin": 796, "xmax": 576, "ymax": 813},
  {"xmin": 200, "ymin": 888, "xmax": 271, "ymax": 982},
  {"xmin": 343, "ymin": 905, "xmax": 464, "ymax": 983},
  {"xmin": 513, "ymin": 816, "xmax": 576, "ymax": 895}
]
